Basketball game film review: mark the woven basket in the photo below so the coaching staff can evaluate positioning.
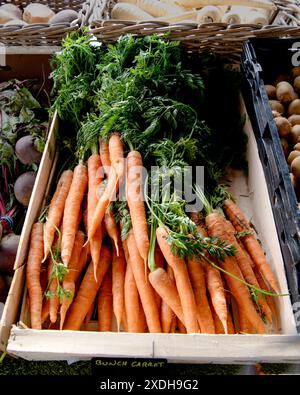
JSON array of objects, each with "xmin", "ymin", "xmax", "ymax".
[
  {"xmin": 88, "ymin": 0, "xmax": 300, "ymax": 61},
  {"xmin": 0, "ymin": 0, "xmax": 102, "ymax": 46}
]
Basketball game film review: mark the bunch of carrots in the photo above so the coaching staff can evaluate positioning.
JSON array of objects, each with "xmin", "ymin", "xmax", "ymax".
[{"xmin": 25, "ymin": 132, "xmax": 283, "ymax": 334}]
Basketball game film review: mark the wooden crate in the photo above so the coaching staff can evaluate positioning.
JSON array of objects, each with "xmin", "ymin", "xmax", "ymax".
[{"xmin": 1, "ymin": 100, "xmax": 300, "ymax": 363}]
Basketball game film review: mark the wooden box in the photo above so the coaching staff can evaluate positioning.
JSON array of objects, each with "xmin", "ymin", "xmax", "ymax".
[{"xmin": 1, "ymin": 100, "xmax": 300, "ymax": 363}]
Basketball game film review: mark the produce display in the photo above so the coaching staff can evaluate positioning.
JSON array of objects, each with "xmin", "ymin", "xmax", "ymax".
[
  {"xmin": 0, "ymin": 2, "xmax": 79, "ymax": 26},
  {"xmin": 110, "ymin": 0, "xmax": 274, "ymax": 24},
  {"xmin": 265, "ymin": 67, "xmax": 300, "ymax": 205},
  {"xmin": 21, "ymin": 33, "xmax": 285, "ymax": 335},
  {"xmin": 0, "ymin": 79, "xmax": 48, "ymax": 302}
]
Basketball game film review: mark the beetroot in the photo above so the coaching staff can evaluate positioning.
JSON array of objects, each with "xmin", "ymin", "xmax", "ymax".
[
  {"xmin": 14, "ymin": 171, "xmax": 36, "ymax": 207},
  {"xmin": 0, "ymin": 233, "xmax": 20, "ymax": 275},
  {"xmin": 15, "ymin": 135, "xmax": 42, "ymax": 165}
]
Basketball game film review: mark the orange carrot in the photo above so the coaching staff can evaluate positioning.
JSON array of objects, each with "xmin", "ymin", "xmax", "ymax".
[
  {"xmin": 187, "ymin": 256, "xmax": 215, "ymax": 334},
  {"xmin": 60, "ymin": 231, "xmax": 85, "ymax": 329},
  {"xmin": 170, "ymin": 315, "xmax": 177, "ymax": 333},
  {"xmin": 98, "ymin": 267, "xmax": 113, "ymax": 332},
  {"xmin": 238, "ymin": 307, "xmax": 254, "ymax": 334},
  {"xmin": 99, "ymin": 138, "xmax": 111, "ymax": 177},
  {"xmin": 156, "ymin": 226, "xmax": 200, "ymax": 334},
  {"xmin": 205, "ymin": 211, "xmax": 266, "ymax": 334},
  {"xmin": 160, "ymin": 298, "xmax": 175, "ymax": 333},
  {"xmin": 87, "ymin": 154, "xmax": 104, "ymax": 280},
  {"xmin": 194, "ymin": 222, "xmax": 228, "ymax": 334},
  {"xmin": 26, "ymin": 222, "xmax": 44, "ymax": 329},
  {"xmin": 210, "ymin": 301, "xmax": 235, "ymax": 334},
  {"xmin": 63, "ymin": 245, "xmax": 111, "ymax": 330},
  {"xmin": 177, "ymin": 319, "xmax": 187, "ymax": 334},
  {"xmin": 124, "ymin": 252, "xmax": 141, "ymax": 333},
  {"xmin": 148, "ymin": 267, "xmax": 185, "ymax": 325},
  {"xmin": 126, "ymin": 230, "xmax": 161, "ymax": 333},
  {"xmin": 43, "ymin": 170, "xmax": 73, "ymax": 261},
  {"xmin": 224, "ymin": 220, "xmax": 273, "ymax": 324},
  {"xmin": 61, "ymin": 164, "xmax": 88, "ymax": 266},
  {"xmin": 48, "ymin": 259, "xmax": 60, "ymax": 324},
  {"xmin": 112, "ymin": 241, "xmax": 126, "ymax": 332},
  {"xmin": 126, "ymin": 150, "xmax": 149, "ymax": 265},
  {"xmin": 223, "ymin": 199, "xmax": 280, "ymax": 293},
  {"xmin": 85, "ymin": 300, "xmax": 95, "ymax": 328},
  {"xmin": 137, "ymin": 297, "xmax": 148, "ymax": 333},
  {"xmin": 105, "ymin": 207, "xmax": 119, "ymax": 255},
  {"xmin": 88, "ymin": 134, "xmax": 124, "ymax": 241}
]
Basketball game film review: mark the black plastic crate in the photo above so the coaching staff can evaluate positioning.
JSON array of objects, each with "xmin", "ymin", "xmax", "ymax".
[{"xmin": 241, "ymin": 38, "xmax": 300, "ymax": 312}]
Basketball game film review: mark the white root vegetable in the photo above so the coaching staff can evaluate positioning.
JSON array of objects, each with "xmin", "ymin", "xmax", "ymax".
[
  {"xmin": 222, "ymin": 8, "xmax": 242, "ymax": 24},
  {"xmin": 111, "ymin": 3, "xmax": 153, "ymax": 20},
  {"xmin": 157, "ymin": 10, "xmax": 197, "ymax": 22},
  {"xmin": 243, "ymin": 9, "xmax": 268, "ymax": 24},
  {"xmin": 119, "ymin": 0, "xmax": 184, "ymax": 17},
  {"xmin": 0, "ymin": 10, "xmax": 15, "ymax": 24},
  {"xmin": 175, "ymin": 0, "xmax": 276, "ymax": 11},
  {"xmin": 196, "ymin": 6, "xmax": 223, "ymax": 23}
]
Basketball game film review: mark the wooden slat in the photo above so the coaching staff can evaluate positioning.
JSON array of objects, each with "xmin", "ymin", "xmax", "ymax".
[{"xmin": 7, "ymin": 326, "xmax": 300, "ymax": 363}]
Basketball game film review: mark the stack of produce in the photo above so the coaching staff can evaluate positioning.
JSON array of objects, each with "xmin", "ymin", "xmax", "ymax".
[
  {"xmin": 0, "ymin": 2, "xmax": 79, "ymax": 26},
  {"xmin": 265, "ymin": 67, "xmax": 300, "ymax": 205},
  {"xmin": 25, "ymin": 33, "xmax": 283, "ymax": 334},
  {"xmin": 110, "ymin": 0, "xmax": 275, "ymax": 24},
  {"xmin": 0, "ymin": 79, "xmax": 47, "ymax": 304}
]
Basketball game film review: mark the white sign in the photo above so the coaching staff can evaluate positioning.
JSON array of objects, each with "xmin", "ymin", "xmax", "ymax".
[{"xmin": 0, "ymin": 43, "xmax": 6, "ymax": 67}]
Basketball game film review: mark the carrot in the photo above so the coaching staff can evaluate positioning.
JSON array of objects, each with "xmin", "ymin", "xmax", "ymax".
[
  {"xmin": 85, "ymin": 300, "xmax": 95, "ymax": 328},
  {"xmin": 126, "ymin": 230, "xmax": 161, "ymax": 333},
  {"xmin": 177, "ymin": 319, "xmax": 187, "ymax": 334},
  {"xmin": 224, "ymin": 220, "xmax": 273, "ymax": 324},
  {"xmin": 187, "ymin": 256, "xmax": 215, "ymax": 334},
  {"xmin": 160, "ymin": 299, "xmax": 175, "ymax": 333},
  {"xmin": 126, "ymin": 150, "xmax": 149, "ymax": 266},
  {"xmin": 194, "ymin": 222, "xmax": 228, "ymax": 334},
  {"xmin": 112, "ymin": 241, "xmax": 126, "ymax": 332},
  {"xmin": 156, "ymin": 227, "xmax": 200, "ymax": 334},
  {"xmin": 98, "ymin": 267, "xmax": 113, "ymax": 332},
  {"xmin": 99, "ymin": 138, "xmax": 111, "ymax": 177},
  {"xmin": 210, "ymin": 301, "xmax": 235, "ymax": 334},
  {"xmin": 205, "ymin": 211, "xmax": 266, "ymax": 334},
  {"xmin": 238, "ymin": 307, "xmax": 254, "ymax": 334},
  {"xmin": 105, "ymin": 207, "xmax": 119, "ymax": 255},
  {"xmin": 87, "ymin": 154, "xmax": 104, "ymax": 280},
  {"xmin": 88, "ymin": 134, "xmax": 124, "ymax": 241},
  {"xmin": 170, "ymin": 315, "xmax": 177, "ymax": 333},
  {"xmin": 48, "ymin": 259, "xmax": 60, "ymax": 324},
  {"xmin": 124, "ymin": 252, "xmax": 141, "ymax": 332},
  {"xmin": 43, "ymin": 170, "xmax": 73, "ymax": 261},
  {"xmin": 137, "ymin": 297, "xmax": 148, "ymax": 333},
  {"xmin": 63, "ymin": 245, "xmax": 111, "ymax": 330},
  {"xmin": 148, "ymin": 267, "xmax": 185, "ymax": 325},
  {"xmin": 223, "ymin": 199, "xmax": 280, "ymax": 293},
  {"xmin": 60, "ymin": 231, "xmax": 85, "ymax": 329},
  {"xmin": 26, "ymin": 222, "xmax": 44, "ymax": 329},
  {"xmin": 61, "ymin": 164, "xmax": 88, "ymax": 266}
]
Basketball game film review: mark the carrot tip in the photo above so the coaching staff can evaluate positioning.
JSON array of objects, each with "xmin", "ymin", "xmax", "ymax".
[{"xmin": 83, "ymin": 239, "xmax": 90, "ymax": 248}]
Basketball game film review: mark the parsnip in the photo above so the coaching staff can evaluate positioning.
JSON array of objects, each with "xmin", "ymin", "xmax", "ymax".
[
  {"xmin": 157, "ymin": 10, "xmax": 197, "ymax": 22},
  {"xmin": 196, "ymin": 5, "xmax": 223, "ymax": 23},
  {"xmin": 119, "ymin": 0, "xmax": 184, "ymax": 17},
  {"xmin": 175, "ymin": 0, "xmax": 276, "ymax": 11},
  {"xmin": 111, "ymin": 3, "xmax": 153, "ymax": 20}
]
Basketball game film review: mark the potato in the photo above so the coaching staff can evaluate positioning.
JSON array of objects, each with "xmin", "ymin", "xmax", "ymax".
[
  {"xmin": 274, "ymin": 74, "xmax": 292, "ymax": 85},
  {"xmin": 48, "ymin": 9, "xmax": 78, "ymax": 24},
  {"xmin": 294, "ymin": 76, "xmax": 300, "ymax": 94},
  {"xmin": 275, "ymin": 116, "xmax": 291, "ymax": 138},
  {"xmin": 0, "ymin": 4, "xmax": 22, "ymax": 19},
  {"xmin": 288, "ymin": 99, "xmax": 300, "ymax": 116},
  {"xmin": 288, "ymin": 114, "xmax": 300, "ymax": 126},
  {"xmin": 276, "ymin": 81, "xmax": 296, "ymax": 104},
  {"xmin": 23, "ymin": 3, "xmax": 54, "ymax": 23},
  {"xmin": 265, "ymin": 84, "xmax": 276, "ymax": 99},
  {"xmin": 272, "ymin": 110, "xmax": 281, "ymax": 118},
  {"xmin": 290, "ymin": 125, "xmax": 300, "ymax": 145},
  {"xmin": 288, "ymin": 150, "xmax": 300, "ymax": 165},
  {"xmin": 292, "ymin": 156, "xmax": 300, "ymax": 180},
  {"xmin": 269, "ymin": 100, "xmax": 284, "ymax": 114},
  {"xmin": 294, "ymin": 143, "xmax": 300, "ymax": 151},
  {"xmin": 292, "ymin": 66, "xmax": 300, "ymax": 79},
  {"xmin": 280, "ymin": 138, "xmax": 290, "ymax": 158}
]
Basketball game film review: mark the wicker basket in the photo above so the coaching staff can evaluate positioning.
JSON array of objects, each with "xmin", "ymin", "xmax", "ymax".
[
  {"xmin": 0, "ymin": 0, "xmax": 102, "ymax": 46},
  {"xmin": 88, "ymin": 0, "xmax": 300, "ymax": 60}
]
